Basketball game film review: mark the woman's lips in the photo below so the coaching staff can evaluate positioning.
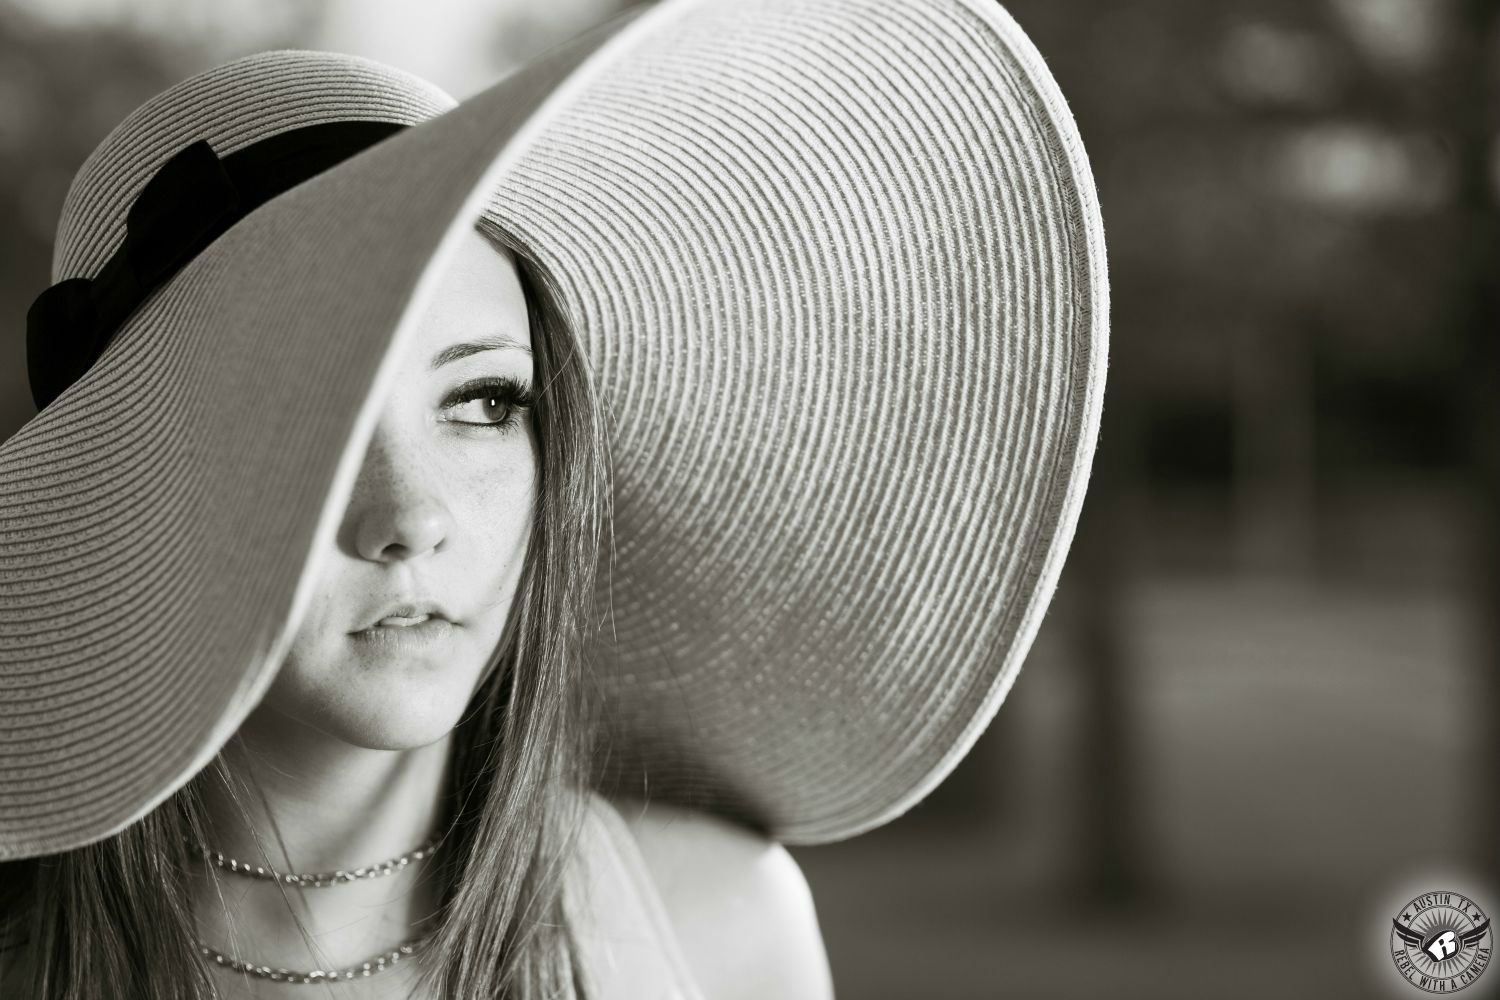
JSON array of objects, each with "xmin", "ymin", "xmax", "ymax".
[
  {"xmin": 354, "ymin": 598, "xmax": 457, "ymax": 632},
  {"xmin": 377, "ymin": 614, "xmax": 430, "ymax": 627},
  {"xmin": 349, "ymin": 615, "xmax": 455, "ymax": 653}
]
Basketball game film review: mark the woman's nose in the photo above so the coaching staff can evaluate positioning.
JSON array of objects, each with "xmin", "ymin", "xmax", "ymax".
[{"xmin": 342, "ymin": 422, "xmax": 452, "ymax": 563}]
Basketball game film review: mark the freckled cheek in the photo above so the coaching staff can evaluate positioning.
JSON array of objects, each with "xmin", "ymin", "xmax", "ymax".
[{"xmin": 448, "ymin": 453, "xmax": 536, "ymax": 586}]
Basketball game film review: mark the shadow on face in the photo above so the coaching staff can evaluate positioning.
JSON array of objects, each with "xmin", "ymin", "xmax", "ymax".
[{"xmin": 253, "ymin": 224, "xmax": 539, "ymax": 751}]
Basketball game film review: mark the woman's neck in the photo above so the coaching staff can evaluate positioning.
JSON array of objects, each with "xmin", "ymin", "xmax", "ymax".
[
  {"xmin": 202, "ymin": 706, "xmax": 451, "ymax": 869},
  {"xmin": 189, "ymin": 705, "xmax": 452, "ymax": 984}
]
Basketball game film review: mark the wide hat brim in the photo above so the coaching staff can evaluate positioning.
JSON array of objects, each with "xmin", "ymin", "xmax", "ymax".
[{"xmin": 0, "ymin": 0, "xmax": 1106, "ymax": 857}]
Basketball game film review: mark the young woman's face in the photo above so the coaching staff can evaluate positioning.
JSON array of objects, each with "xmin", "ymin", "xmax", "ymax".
[{"xmin": 260, "ymin": 226, "xmax": 538, "ymax": 750}]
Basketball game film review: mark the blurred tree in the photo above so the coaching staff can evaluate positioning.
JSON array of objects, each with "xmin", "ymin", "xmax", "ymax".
[
  {"xmin": 993, "ymin": 0, "xmax": 1496, "ymax": 902},
  {"xmin": 1447, "ymin": 0, "xmax": 1498, "ymax": 883}
]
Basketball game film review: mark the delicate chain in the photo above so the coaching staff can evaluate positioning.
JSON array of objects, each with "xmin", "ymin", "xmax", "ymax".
[
  {"xmin": 198, "ymin": 837, "xmax": 441, "ymax": 888},
  {"xmin": 197, "ymin": 938, "xmax": 422, "ymax": 985},
  {"xmin": 195, "ymin": 838, "xmax": 438, "ymax": 982}
]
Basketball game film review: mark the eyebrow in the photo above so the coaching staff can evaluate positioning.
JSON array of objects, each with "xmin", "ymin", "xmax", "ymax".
[{"xmin": 429, "ymin": 334, "xmax": 531, "ymax": 369}]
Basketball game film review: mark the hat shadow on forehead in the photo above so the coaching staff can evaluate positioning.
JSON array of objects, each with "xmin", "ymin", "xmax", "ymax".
[{"xmin": 52, "ymin": 50, "xmax": 459, "ymax": 285}]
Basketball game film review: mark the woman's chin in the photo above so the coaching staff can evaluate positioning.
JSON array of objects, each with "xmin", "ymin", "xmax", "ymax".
[
  {"xmin": 266, "ymin": 637, "xmax": 495, "ymax": 750},
  {"xmin": 300, "ymin": 685, "xmax": 476, "ymax": 750}
]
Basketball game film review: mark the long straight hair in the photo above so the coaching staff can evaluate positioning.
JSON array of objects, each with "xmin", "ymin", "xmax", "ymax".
[{"xmin": 0, "ymin": 217, "xmax": 610, "ymax": 999}]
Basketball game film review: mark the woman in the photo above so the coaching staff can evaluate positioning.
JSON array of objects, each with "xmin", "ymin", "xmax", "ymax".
[
  {"xmin": 0, "ymin": 0, "xmax": 1108, "ymax": 997},
  {"xmin": 2, "ymin": 211, "xmax": 825, "ymax": 997}
]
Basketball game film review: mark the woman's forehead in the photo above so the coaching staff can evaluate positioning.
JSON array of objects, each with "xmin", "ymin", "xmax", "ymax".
[{"xmin": 410, "ymin": 226, "xmax": 533, "ymax": 359}]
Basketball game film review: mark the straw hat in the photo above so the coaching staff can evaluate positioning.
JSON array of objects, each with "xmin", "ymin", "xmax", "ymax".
[{"xmin": 0, "ymin": 0, "xmax": 1107, "ymax": 858}]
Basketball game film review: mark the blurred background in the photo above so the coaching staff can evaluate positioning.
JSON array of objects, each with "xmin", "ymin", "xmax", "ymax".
[{"xmin": 1, "ymin": 0, "xmax": 1494, "ymax": 997}]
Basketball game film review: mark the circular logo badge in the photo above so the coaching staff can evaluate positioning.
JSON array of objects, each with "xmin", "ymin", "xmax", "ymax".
[{"xmin": 1390, "ymin": 890, "xmax": 1492, "ymax": 993}]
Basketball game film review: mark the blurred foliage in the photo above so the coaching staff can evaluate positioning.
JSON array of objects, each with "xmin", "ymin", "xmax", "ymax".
[{"xmin": 1001, "ymin": 0, "xmax": 1490, "ymax": 512}]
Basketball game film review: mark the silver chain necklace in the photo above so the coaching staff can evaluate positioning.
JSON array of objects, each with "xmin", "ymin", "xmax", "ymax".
[
  {"xmin": 195, "ymin": 836, "xmax": 440, "ymax": 984},
  {"xmin": 197, "ymin": 836, "xmax": 441, "ymax": 887},
  {"xmin": 197, "ymin": 940, "xmax": 421, "ymax": 985}
]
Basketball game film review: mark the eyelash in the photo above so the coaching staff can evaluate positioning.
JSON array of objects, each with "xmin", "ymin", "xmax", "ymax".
[{"xmin": 440, "ymin": 376, "xmax": 536, "ymax": 434}]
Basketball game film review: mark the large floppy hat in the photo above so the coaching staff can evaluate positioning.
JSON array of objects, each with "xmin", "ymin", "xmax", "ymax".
[{"xmin": 0, "ymin": 0, "xmax": 1107, "ymax": 857}]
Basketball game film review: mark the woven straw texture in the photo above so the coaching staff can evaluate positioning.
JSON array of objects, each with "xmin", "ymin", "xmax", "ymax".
[
  {"xmin": 0, "ymin": 22, "xmax": 636, "ymax": 859},
  {"xmin": 0, "ymin": 0, "xmax": 1106, "ymax": 856},
  {"xmin": 490, "ymin": 0, "xmax": 1107, "ymax": 842}
]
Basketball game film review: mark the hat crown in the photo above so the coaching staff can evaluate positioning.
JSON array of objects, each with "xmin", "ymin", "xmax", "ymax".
[{"xmin": 53, "ymin": 49, "xmax": 456, "ymax": 285}]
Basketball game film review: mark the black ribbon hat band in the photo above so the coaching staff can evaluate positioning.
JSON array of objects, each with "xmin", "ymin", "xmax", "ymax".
[{"xmin": 26, "ymin": 120, "xmax": 409, "ymax": 411}]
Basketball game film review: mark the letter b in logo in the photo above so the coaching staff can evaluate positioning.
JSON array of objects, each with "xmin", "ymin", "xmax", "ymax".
[{"xmin": 1425, "ymin": 931, "xmax": 1458, "ymax": 962}]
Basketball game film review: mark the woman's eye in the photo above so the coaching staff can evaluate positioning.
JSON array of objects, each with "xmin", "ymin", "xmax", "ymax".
[{"xmin": 440, "ymin": 377, "xmax": 535, "ymax": 433}]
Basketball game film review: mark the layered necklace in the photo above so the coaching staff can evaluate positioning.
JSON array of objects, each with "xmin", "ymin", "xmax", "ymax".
[{"xmin": 196, "ymin": 836, "xmax": 441, "ymax": 985}]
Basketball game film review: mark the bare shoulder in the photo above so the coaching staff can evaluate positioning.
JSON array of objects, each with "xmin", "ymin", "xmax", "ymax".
[{"xmin": 609, "ymin": 796, "xmax": 835, "ymax": 1000}]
